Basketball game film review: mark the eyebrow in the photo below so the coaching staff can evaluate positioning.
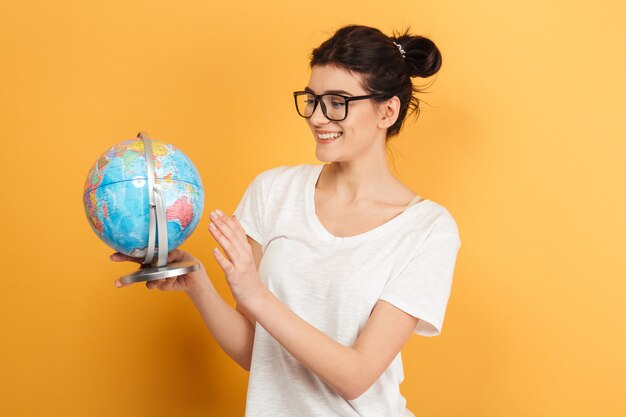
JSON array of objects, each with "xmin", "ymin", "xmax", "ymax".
[{"xmin": 304, "ymin": 86, "xmax": 353, "ymax": 96}]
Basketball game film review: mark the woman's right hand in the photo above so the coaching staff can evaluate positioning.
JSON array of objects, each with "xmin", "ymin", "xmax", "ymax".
[{"xmin": 110, "ymin": 249, "xmax": 208, "ymax": 295}]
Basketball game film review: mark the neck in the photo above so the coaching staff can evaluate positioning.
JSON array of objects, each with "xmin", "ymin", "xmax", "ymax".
[{"xmin": 319, "ymin": 155, "xmax": 395, "ymax": 205}]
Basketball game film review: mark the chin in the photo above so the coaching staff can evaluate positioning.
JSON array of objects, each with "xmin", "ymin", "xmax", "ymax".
[{"xmin": 314, "ymin": 151, "xmax": 335, "ymax": 163}]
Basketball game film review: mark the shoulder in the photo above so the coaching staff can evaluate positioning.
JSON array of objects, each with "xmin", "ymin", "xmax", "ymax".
[
  {"xmin": 418, "ymin": 200, "xmax": 461, "ymax": 245},
  {"xmin": 255, "ymin": 163, "xmax": 311, "ymax": 178},
  {"xmin": 253, "ymin": 163, "xmax": 316, "ymax": 185},
  {"xmin": 243, "ymin": 164, "xmax": 315, "ymax": 200},
  {"xmin": 431, "ymin": 202, "xmax": 460, "ymax": 235}
]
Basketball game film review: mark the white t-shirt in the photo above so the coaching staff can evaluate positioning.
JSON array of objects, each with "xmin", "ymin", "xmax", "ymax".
[{"xmin": 233, "ymin": 163, "xmax": 461, "ymax": 417}]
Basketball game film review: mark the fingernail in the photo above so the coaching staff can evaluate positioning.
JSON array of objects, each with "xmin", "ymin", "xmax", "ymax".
[
  {"xmin": 216, "ymin": 209, "xmax": 224, "ymax": 217},
  {"xmin": 210, "ymin": 211, "xmax": 217, "ymax": 220}
]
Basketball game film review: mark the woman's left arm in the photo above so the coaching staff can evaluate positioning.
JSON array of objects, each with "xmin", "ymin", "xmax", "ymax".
[
  {"xmin": 208, "ymin": 210, "xmax": 418, "ymax": 401},
  {"xmin": 251, "ymin": 288, "xmax": 418, "ymax": 401}
]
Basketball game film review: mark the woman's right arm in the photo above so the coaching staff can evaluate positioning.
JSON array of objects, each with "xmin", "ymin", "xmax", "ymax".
[
  {"xmin": 186, "ymin": 235, "xmax": 263, "ymax": 371},
  {"xmin": 112, "ymin": 241, "xmax": 262, "ymax": 371},
  {"xmin": 185, "ymin": 274, "xmax": 255, "ymax": 371}
]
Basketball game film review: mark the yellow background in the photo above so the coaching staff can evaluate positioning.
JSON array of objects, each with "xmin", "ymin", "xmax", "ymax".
[{"xmin": 1, "ymin": 1, "xmax": 624, "ymax": 416}]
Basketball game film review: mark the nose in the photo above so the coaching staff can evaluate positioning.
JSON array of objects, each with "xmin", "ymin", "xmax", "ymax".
[{"xmin": 309, "ymin": 100, "xmax": 330, "ymax": 125}]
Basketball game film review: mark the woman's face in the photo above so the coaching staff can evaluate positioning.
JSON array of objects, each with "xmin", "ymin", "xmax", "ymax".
[{"xmin": 304, "ymin": 64, "xmax": 390, "ymax": 162}]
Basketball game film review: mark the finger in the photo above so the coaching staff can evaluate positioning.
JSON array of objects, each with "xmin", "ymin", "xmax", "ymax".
[
  {"xmin": 167, "ymin": 249, "xmax": 185, "ymax": 264},
  {"xmin": 157, "ymin": 277, "xmax": 176, "ymax": 290},
  {"xmin": 114, "ymin": 279, "xmax": 131, "ymax": 288},
  {"xmin": 209, "ymin": 219, "xmax": 241, "ymax": 262},
  {"xmin": 231, "ymin": 216, "xmax": 250, "ymax": 245},
  {"xmin": 146, "ymin": 278, "xmax": 165, "ymax": 290},
  {"xmin": 213, "ymin": 247, "xmax": 234, "ymax": 273},
  {"xmin": 231, "ymin": 215, "xmax": 243, "ymax": 232},
  {"xmin": 214, "ymin": 212, "xmax": 250, "ymax": 254},
  {"xmin": 110, "ymin": 252, "xmax": 143, "ymax": 264},
  {"xmin": 211, "ymin": 212, "xmax": 238, "ymax": 237},
  {"xmin": 222, "ymin": 215, "xmax": 249, "ymax": 247},
  {"xmin": 213, "ymin": 212, "xmax": 246, "ymax": 245}
]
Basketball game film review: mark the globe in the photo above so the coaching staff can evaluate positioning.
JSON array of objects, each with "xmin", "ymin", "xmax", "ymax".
[{"xmin": 83, "ymin": 137, "xmax": 204, "ymax": 259}]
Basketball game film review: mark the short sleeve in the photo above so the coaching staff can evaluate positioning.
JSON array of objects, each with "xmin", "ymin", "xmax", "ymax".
[
  {"xmin": 379, "ymin": 214, "xmax": 461, "ymax": 337},
  {"xmin": 233, "ymin": 172, "xmax": 268, "ymax": 245}
]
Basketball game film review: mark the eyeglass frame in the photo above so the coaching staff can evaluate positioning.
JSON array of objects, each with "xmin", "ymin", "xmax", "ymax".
[{"xmin": 292, "ymin": 90, "xmax": 380, "ymax": 121}]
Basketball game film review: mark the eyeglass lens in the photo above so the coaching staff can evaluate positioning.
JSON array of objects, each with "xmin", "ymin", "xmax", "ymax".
[{"xmin": 295, "ymin": 93, "xmax": 347, "ymax": 120}]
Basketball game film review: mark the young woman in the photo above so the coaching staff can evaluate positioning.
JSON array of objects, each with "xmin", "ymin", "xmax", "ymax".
[{"xmin": 112, "ymin": 24, "xmax": 461, "ymax": 417}]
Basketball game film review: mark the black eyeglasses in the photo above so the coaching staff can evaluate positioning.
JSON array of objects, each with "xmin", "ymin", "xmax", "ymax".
[{"xmin": 293, "ymin": 91, "xmax": 378, "ymax": 121}]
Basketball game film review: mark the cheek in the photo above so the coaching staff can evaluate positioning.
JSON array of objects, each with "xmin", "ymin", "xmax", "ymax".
[
  {"xmin": 342, "ymin": 120, "xmax": 378, "ymax": 144},
  {"xmin": 350, "ymin": 107, "xmax": 377, "ymax": 128}
]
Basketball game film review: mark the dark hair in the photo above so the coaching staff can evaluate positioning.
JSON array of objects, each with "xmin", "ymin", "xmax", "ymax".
[{"xmin": 310, "ymin": 24, "xmax": 442, "ymax": 139}]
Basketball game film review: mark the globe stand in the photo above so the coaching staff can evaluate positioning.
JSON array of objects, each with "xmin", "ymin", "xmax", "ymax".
[{"xmin": 120, "ymin": 131, "xmax": 200, "ymax": 285}]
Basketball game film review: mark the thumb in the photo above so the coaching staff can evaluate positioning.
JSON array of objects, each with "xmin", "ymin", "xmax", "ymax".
[
  {"xmin": 113, "ymin": 279, "xmax": 129, "ymax": 288},
  {"xmin": 167, "ymin": 249, "xmax": 185, "ymax": 264}
]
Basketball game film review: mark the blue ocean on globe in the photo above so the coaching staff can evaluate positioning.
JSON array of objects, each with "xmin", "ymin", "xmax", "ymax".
[{"xmin": 83, "ymin": 138, "xmax": 204, "ymax": 258}]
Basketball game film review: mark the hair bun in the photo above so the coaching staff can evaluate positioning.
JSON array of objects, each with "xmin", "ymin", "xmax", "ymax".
[{"xmin": 392, "ymin": 33, "xmax": 442, "ymax": 78}]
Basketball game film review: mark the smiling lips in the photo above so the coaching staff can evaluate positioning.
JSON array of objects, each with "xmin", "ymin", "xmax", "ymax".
[{"xmin": 317, "ymin": 131, "xmax": 343, "ymax": 141}]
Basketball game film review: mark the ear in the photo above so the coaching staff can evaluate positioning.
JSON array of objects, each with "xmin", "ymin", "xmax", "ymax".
[{"xmin": 376, "ymin": 96, "xmax": 401, "ymax": 130}]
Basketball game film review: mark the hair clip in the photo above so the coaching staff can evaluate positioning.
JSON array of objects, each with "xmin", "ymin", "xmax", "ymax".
[{"xmin": 393, "ymin": 41, "xmax": 406, "ymax": 59}]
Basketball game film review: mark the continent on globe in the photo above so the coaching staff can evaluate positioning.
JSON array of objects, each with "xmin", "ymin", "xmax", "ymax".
[{"xmin": 166, "ymin": 197, "xmax": 194, "ymax": 229}]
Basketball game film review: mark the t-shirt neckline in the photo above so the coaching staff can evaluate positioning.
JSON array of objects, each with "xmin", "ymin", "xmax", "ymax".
[{"xmin": 306, "ymin": 164, "xmax": 431, "ymax": 244}]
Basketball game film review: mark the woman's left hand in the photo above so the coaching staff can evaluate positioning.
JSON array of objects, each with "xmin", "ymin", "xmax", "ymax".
[{"xmin": 208, "ymin": 209, "xmax": 266, "ymax": 309}]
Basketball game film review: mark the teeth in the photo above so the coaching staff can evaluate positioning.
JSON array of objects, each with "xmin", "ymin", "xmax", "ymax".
[{"xmin": 318, "ymin": 132, "xmax": 342, "ymax": 139}]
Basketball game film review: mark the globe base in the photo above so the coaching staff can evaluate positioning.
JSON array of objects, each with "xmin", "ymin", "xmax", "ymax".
[{"xmin": 120, "ymin": 261, "xmax": 200, "ymax": 284}]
